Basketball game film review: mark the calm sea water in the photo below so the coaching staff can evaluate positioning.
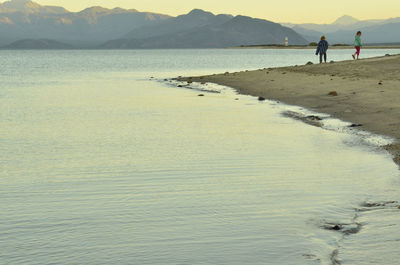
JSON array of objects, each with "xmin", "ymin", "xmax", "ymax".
[{"xmin": 1, "ymin": 49, "xmax": 400, "ymax": 265}]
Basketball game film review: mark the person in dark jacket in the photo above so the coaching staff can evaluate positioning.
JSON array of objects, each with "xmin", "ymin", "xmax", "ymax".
[{"xmin": 316, "ymin": 36, "xmax": 329, "ymax": 63}]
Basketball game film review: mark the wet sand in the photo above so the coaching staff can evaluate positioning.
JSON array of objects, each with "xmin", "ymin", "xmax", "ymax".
[{"xmin": 180, "ymin": 54, "xmax": 400, "ymax": 164}]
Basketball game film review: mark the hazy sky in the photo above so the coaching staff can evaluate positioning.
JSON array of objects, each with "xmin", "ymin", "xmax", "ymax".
[{"xmin": 11, "ymin": 0, "xmax": 400, "ymax": 23}]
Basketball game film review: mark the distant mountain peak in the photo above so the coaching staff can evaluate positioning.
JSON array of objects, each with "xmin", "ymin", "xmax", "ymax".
[
  {"xmin": 187, "ymin": 9, "xmax": 214, "ymax": 16},
  {"xmin": 80, "ymin": 6, "xmax": 111, "ymax": 13},
  {"xmin": 113, "ymin": 7, "xmax": 138, "ymax": 13},
  {"xmin": 2, "ymin": 0, "xmax": 39, "ymax": 9},
  {"xmin": 0, "ymin": 0, "xmax": 68, "ymax": 14},
  {"xmin": 233, "ymin": 15, "xmax": 251, "ymax": 20},
  {"xmin": 188, "ymin": 9, "xmax": 207, "ymax": 13},
  {"xmin": 333, "ymin": 15, "xmax": 359, "ymax": 25},
  {"xmin": 4, "ymin": 0, "xmax": 32, "ymax": 4}
]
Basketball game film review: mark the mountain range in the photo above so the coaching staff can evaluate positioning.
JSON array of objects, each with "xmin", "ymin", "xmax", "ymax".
[
  {"xmin": 0, "ymin": 0, "xmax": 170, "ymax": 47},
  {"xmin": 0, "ymin": 0, "xmax": 307, "ymax": 48},
  {"xmin": 102, "ymin": 9, "xmax": 308, "ymax": 48},
  {"xmin": 0, "ymin": 0, "xmax": 399, "ymax": 49},
  {"xmin": 284, "ymin": 15, "xmax": 400, "ymax": 44}
]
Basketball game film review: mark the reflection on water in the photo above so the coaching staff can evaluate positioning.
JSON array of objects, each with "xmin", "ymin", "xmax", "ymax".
[{"xmin": 0, "ymin": 50, "xmax": 399, "ymax": 265}]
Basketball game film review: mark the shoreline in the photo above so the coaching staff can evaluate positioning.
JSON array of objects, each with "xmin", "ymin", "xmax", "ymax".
[
  {"xmin": 179, "ymin": 54, "xmax": 400, "ymax": 165},
  {"xmin": 230, "ymin": 45, "xmax": 400, "ymax": 50}
]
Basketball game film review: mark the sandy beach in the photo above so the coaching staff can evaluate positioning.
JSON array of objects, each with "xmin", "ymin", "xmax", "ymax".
[
  {"xmin": 180, "ymin": 54, "xmax": 400, "ymax": 164},
  {"xmin": 232, "ymin": 45, "xmax": 400, "ymax": 49}
]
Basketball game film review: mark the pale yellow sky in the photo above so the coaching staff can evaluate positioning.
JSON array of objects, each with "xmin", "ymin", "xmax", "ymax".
[{"xmin": 8, "ymin": 0, "xmax": 400, "ymax": 23}]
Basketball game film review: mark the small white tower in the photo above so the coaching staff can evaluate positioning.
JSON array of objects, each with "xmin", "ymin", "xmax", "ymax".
[{"xmin": 285, "ymin": 37, "xmax": 289, "ymax": 47}]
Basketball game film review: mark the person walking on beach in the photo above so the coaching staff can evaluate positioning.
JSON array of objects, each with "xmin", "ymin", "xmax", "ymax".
[
  {"xmin": 316, "ymin": 36, "xmax": 329, "ymax": 63},
  {"xmin": 352, "ymin": 31, "xmax": 362, "ymax": 60}
]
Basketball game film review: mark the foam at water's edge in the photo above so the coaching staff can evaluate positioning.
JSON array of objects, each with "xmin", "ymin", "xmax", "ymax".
[{"xmin": 167, "ymin": 79, "xmax": 395, "ymax": 149}]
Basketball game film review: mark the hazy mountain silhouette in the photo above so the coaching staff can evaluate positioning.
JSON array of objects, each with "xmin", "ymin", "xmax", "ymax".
[
  {"xmin": 2, "ymin": 39, "xmax": 74, "ymax": 49},
  {"xmin": 0, "ymin": 0, "xmax": 68, "ymax": 14},
  {"xmin": 0, "ymin": 1, "xmax": 307, "ymax": 48},
  {"xmin": 102, "ymin": 10, "xmax": 308, "ymax": 48},
  {"xmin": 332, "ymin": 15, "xmax": 360, "ymax": 25},
  {"xmin": 0, "ymin": 0, "xmax": 170, "ymax": 47},
  {"xmin": 328, "ymin": 21, "xmax": 400, "ymax": 44},
  {"xmin": 284, "ymin": 15, "xmax": 400, "ymax": 44},
  {"xmin": 123, "ymin": 9, "xmax": 233, "ymax": 39},
  {"xmin": 283, "ymin": 15, "xmax": 384, "ymax": 34}
]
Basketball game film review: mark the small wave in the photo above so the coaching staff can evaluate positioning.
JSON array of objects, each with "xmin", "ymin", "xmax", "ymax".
[
  {"xmin": 165, "ymin": 79, "xmax": 227, "ymax": 94},
  {"xmin": 279, "ymin": 107, "xmax": 394, "ymax": 148},
  {"xmin": 330, "ymin": 249, "xmax": 341, "ymax": 265},
  {"xmin": 301, "ymin": 253, "xmax": 322, "ymax": 263},
  {"xmin": 360, "ymin": 200, "xmax": 397, "ymax": 208},
  {"xmin": 320, "ymin": 220, "xmax": 363, "ymax": 236},
  {"xmin": 356, "ymin": 200, "xmax": 399, "ymax": 212}
]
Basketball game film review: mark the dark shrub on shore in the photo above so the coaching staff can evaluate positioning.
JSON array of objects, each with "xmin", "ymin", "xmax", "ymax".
[{"xmin": 332, "ymin": 44, "xmax": 351, "ymax": 46}]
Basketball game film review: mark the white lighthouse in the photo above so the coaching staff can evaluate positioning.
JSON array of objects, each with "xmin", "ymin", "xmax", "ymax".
[{"xmin": 285, "ymin": 37, "xmax": 289, "ymax": 47}]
